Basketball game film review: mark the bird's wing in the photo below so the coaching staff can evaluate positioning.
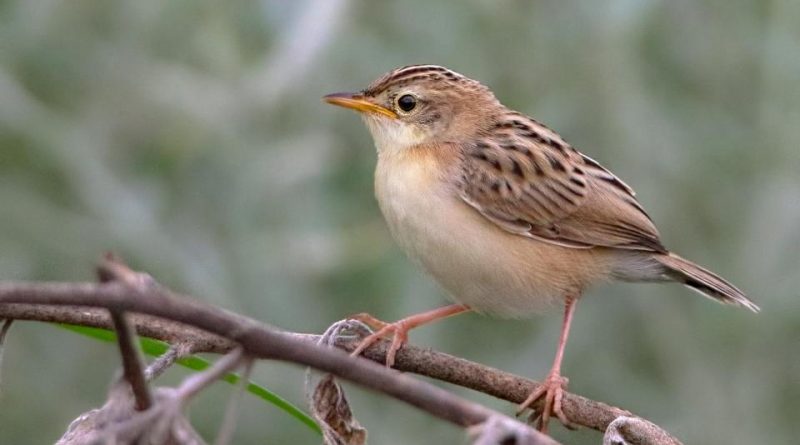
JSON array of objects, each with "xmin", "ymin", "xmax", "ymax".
[{"xmin": 458, "ymin": 115, "xmax": 666, "ymax": 252}]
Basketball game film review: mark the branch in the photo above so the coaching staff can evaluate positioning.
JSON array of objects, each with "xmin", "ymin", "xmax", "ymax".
[
  {"xmin": 0, "ymin": 300, "xmax": 680, "ymax": 443},
  {"xmin": 0, "ymin": 254, "xmax": 684, "ymax": 445},
  {"xmin": 98, "ymin": 253, "xmax": 155, "ymax": 410},
  {"xmin": 0, "ymin": 280, "xmax": 557, "ymax": 445},
  {"xmin": 109, "ymin": 310, "xmax": 153, "ymax": 410},
  {"xmin": 0, "ymin": 303, "xmax": 233, "ymax": 354},
  {"xmin": 331, "ymin": 336, "xmax": 635, "ymax": 435}
]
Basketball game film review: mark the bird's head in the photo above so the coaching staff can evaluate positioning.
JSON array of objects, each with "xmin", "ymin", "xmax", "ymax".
[{"xmin": 324, "ymin": 65, "xmax": 502, "ymax": 153}]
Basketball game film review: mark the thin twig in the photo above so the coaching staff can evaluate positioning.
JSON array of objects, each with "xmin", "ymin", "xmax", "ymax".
[
  {"xmin": 0, "ymin": 319, "xmax": 11, "ymax": 341},
  {"xmin": 110, "ymin": 310, "xmax": 152, "ymax": 410},
  {"xmin": 145, "ymin": 343, "xmax": 192, "ymax": 381},
  {"xmin": 177, "ymin": 348, "xmax": 245, "ymax": 402},
  {"xmin": 0, "ymin": 319, "xmax": 13, "ymax": 392},
  {"xmin": 215, "ymin": 356, "xmax": 254, "ymax": 445},
  {"xmin": 99, "ymin": 255, "xmax": 153, "ymax": 411}
]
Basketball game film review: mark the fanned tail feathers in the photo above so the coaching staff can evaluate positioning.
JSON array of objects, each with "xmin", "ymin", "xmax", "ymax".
[{"xmin": 656, "ymin": 253, "xmax": 760, "ymax": 313}]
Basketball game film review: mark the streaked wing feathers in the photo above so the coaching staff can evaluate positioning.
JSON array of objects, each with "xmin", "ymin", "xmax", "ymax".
[{"xmin": 459, "ymin": 116, "xmax": 666, "ymax": 252}]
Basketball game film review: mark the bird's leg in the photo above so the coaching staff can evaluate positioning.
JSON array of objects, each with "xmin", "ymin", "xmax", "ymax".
[
  {"xmin": 349, "ymin": 304, "xmax": 469, "ymax": 367},
  {"xmin": 517, "ymin": 296, "xmax": 578, "ymax": 433}
]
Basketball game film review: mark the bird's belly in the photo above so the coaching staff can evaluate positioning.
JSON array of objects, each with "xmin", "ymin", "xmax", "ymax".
[{"xmin": 375, "ymin": 159, "xmax": 612, "ymax": 318}]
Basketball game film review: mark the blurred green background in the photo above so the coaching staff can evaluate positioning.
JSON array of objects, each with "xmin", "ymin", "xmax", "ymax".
[{"xmin": 1, "ymin": 0, "xmax": 798, "ymax": 444}]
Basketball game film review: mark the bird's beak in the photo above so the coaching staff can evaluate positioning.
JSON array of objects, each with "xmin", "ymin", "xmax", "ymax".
[{"xmin": 323, "ymin": 92, "xmax": 397, "ymax": 119}]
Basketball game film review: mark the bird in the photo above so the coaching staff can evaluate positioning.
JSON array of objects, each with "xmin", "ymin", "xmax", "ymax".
[{"xmin": 323, "ymin": 64, "xmax": 759, "ymax": 432}]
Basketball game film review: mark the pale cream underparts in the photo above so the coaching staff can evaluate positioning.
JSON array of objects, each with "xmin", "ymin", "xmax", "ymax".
[{"xmin": 369, "ymin": 115, "xmax": 619, "ymax": 317}]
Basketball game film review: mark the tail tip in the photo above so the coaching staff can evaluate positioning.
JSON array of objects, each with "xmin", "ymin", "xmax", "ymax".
[
  {"xmin": 737, "ymin": 298, "xmax": 761, "ymax": 314},
  {"xmin": 682, "ymin": 276, "xmax": 760, "ymax": 313}
]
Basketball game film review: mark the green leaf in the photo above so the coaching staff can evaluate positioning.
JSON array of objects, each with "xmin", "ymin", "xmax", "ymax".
[{"xmin": 59, "ymin": 324, "xmax": 321, "ymax": 435}]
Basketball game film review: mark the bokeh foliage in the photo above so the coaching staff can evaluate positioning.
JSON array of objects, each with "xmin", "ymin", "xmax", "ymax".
[{"xmin": 1, "ymin": 1, "xmax": 798, "ymax": 444}]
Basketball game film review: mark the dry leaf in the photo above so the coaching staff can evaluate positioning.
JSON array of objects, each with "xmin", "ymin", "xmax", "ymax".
[{"xmin": 311, "ymin": 374, "xmax": 367, "ymax": 445}]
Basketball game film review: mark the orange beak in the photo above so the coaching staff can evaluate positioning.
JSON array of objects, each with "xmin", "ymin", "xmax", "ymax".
[{"xmin": 323, "ymin": 92, "xmax": 397, "ymax": 119}]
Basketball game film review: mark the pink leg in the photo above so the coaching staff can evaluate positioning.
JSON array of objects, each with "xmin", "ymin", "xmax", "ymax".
[
  {"xmin": 350, "ymin": 304, "xmax": 469, "ymax": 367},
  {"xmin": 517, "ymin": 297, "xmax": 578, "ymax": 432}
]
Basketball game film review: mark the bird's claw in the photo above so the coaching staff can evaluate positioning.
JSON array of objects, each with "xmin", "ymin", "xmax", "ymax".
[
  {"xmin": 516, "ymin": 372, "xmax": 574, "ymax": 432},
  {"xmin": 348, "ymin": 316, "xmax": 409, "ymax": 368}
]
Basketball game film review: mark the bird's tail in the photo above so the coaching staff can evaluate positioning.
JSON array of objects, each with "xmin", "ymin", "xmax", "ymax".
[{"xmin": 656, "ymin": 253, "xmax": 760, "ymax": 313}]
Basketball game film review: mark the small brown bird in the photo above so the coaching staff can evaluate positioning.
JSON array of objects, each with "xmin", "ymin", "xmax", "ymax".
[{"xmin": 324, "ymin": 64, "xmax": 758, "ymax": 432}]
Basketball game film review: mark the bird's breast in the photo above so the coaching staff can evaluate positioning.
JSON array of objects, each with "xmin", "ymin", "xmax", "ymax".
[{"xmin": 374, "ymin": 149, "xmax": 613, "ymax": 317}]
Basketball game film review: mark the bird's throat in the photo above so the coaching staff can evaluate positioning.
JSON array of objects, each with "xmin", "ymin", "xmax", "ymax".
[{"xmin": 363, "ymin": 116, "xmax": 428, "ymax": 153}]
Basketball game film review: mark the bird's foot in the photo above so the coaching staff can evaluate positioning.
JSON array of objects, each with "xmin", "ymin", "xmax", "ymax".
[
  {"xmin": 348, "ymin": 305, "xmax": 469, "ymax": 368},
  {"xmin": 516, "ymin": 371, "xmax": 574, "ymax": 433},
  {"xmin": 348, "ymin": 313, "xmax": 409, "ymax": 368}
]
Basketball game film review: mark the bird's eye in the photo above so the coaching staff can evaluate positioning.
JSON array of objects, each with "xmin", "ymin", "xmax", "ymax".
[{"xmin": 397, "ymin": 94, "xmax": 417, "ymax": 113}]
